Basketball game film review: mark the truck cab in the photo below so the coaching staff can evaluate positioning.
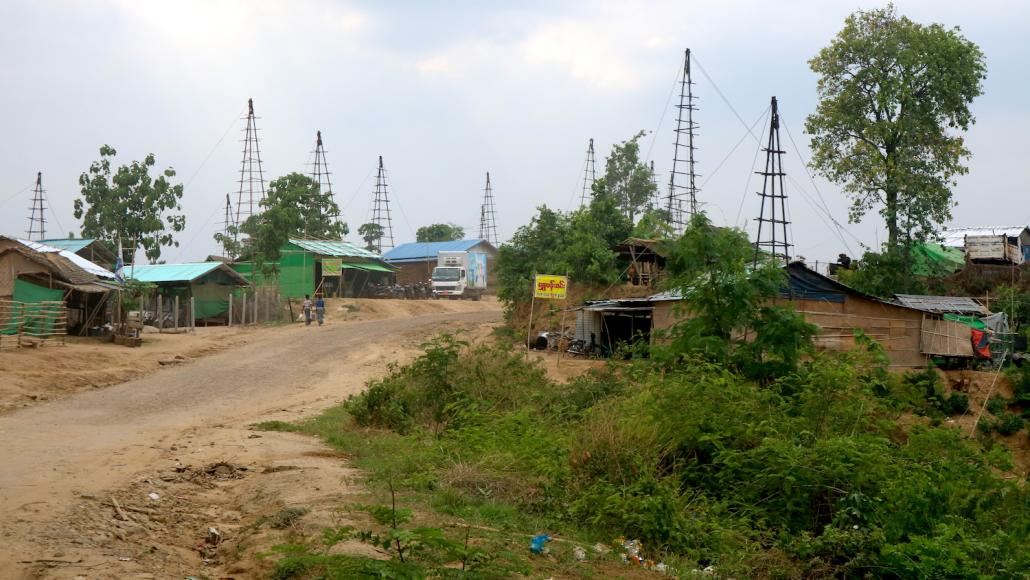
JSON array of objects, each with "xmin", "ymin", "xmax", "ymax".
[{"xmin": 431, "ymin": 250, "xmax": 486, "ymax": 300}]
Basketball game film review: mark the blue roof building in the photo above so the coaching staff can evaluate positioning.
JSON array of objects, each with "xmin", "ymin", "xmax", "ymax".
[{"xmin": 383, "ymin": 239, "xmax": 497, "ymax": 285}]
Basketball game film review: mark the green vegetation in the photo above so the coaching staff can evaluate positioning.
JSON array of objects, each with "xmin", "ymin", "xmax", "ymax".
[
  {"xmin": 216, "ymin": 172, "xmax": 346, "ymax": 267},
  {"xmin": 358, "ymin": 222, "xmax": 385, "ymax": 252},
  {"xmin": 263, "ymin": 331, "xmax": 1029, "ymax": 578},
  {"xmin": 415, "ymin": 223, "xmax": 465, "ymax": 243},
  {"xmin": 75, "ymin": 144, "xmax": 186, "ymax": 264},
  {"xmin": 806, "ymin": 4, "xmax": 986, "ymax": 251}
]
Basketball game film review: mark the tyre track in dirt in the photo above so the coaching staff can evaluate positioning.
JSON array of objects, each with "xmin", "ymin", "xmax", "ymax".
[{"xmin": 0, "ymin": 306, "xmax": 500, "ymax": 575}]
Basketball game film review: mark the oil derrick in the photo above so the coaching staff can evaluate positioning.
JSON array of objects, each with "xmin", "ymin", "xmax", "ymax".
[
  {"xmin": 649, "ymin": 160, "xmax": 661, "ymax": 211},
  {"xmin": 478, "ymin": 172, "xmax": 499, "ymax": 246},
  {"xmin": 369, "ymin": 156, "xmax": 395, "ymax": 253},
  {"xmin": 233, "ymin": 98, "xmax": 266, "ymax": 242},
  {"xmin": 579, "ymin": 138, "xmax": 597, "ymax": 207},
  {"xmin": 666, "ymin": 48, "xmax": 700, "ymax": 235},
  {"xmin": 27, "ymin": 172, "xmax": 46, "ymax": 240},
  {"xmin": 753, "ymin": 96, "xmax": 791, "ymax": 267},
  {"xmin": 310, "ymin": 130, "xmax": 340, "ymax": 231},
  {"xmin": 221, "ymin": 194, "xmax": 233, "ymax": 257}
]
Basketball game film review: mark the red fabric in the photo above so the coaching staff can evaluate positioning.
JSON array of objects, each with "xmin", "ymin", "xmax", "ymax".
[{"xmin": 971, "ymin": 329, "xmax": 991, "ymax": 358}]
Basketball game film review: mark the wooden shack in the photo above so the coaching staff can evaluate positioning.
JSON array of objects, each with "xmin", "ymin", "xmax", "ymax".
[{"xmin": 579, "ymin": 262, "xmax": 988, "ymax": 369}]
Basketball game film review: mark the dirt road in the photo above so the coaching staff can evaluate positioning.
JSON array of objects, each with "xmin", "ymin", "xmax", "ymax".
[{"xmin": 0, "ymin": 301, "xmax": 501, "ymax": 578}]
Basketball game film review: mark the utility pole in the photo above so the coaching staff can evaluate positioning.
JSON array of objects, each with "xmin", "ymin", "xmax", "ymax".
[
  {"xmin": 478, "ymin": 172, "xmax": 499, "ymax": 245},
  {"xmin": 370, "ymin": 156, "xmax": 395, "ymax": 253},
  {"xmin": 753, "ymin": 96, "xmax": 791, "ymax": 267},
  {"xmin": 667, "ymin": 48, "xmax": 700, "ymax": 235},
  {"xmin": 27, "ymin": 172, "xmax": 46, "ymax": 240},
  {"xmin": 579, "ymin": 138, "xmax": 597, "ymax": 207},
  {"xmin": 311, "ymin": 130, "xmax": 341, "ymax": 235},
  {"xmin": 233, "ymin": 98, "xmax": 266, "ymax": 245}
]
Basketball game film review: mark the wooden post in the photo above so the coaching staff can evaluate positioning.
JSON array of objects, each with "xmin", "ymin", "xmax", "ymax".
[
  {"xmin": 557, "ymin": 306, "xmax": 567, "ymax": 368},
  {"xmin": 190, "ymin": 297, "xmax": 196, "ymax": 331},
  {"xmin": 242, "ymin": 294, "xmax": 248, "ymax": 326},
  {"xmin": 157, "ymin": 294, "xmax": 163, "ymax": 330},
  {"xmin": 228, "ymin": 293, "xmax": 233, "ymax": 327},
  {"xmin": 173, "ymin": 295, "xmax": 179, "ymax": 330},
  {"xmin": 287, "ymin": 297, "xmax": 295, "ymax": 323},
  {"xmin": 526, "ymin": 276, "xmax": 537, "ymax": 358},
  {"xmin": 253, "ymin": 291, "xmax": 258, "ymax": 325}
]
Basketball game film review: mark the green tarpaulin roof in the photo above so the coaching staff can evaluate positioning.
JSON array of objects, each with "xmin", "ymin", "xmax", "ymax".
[
  {"xmin": 350, "ymin": 262, "xmax": 393, "ymax": 272},
  {"xmin": 126, "ymin": 262, "xmax": 249, "ymax": 285},
  {"xmin": 287, "ymin": 239, "xmax": 382, "ymax": 259},
  {"xmin": 39, "ymin": 238, "xmax": 95, "ymax": 253}
]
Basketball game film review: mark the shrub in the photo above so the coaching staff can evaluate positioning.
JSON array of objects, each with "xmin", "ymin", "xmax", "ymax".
[
  {"xmin": 995, "ymin": 412, "xmax": 1024, "ymax": 436},
  {"xmin": 986, "ymin": 395, "xmax": 1008, "ymax": 417},
  {"xmin": 946, "ymin": 392, "xmax": 970, "ymax": 415}
]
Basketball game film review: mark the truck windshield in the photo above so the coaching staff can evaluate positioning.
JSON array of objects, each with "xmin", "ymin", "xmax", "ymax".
[{"xmin": 432, "ymin": 267, "xmax": 461, "ymax": 282}]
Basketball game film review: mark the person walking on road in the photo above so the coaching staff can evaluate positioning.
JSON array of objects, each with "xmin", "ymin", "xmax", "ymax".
[
  {"xmin": 315, "ymin": 295, "xmax": 325, "ymax": 326},
  {"xmin": 302, "ymin": 294, "xmax": 313, "ymax": 326}
]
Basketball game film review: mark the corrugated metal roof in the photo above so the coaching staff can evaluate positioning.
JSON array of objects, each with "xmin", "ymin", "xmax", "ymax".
[
  {"xmin": 893, "ymin": 294, "xmax": 988, "ymax": 315},
  {"xmin": 287, "ymin": 239, "xmax": 383, "ymax": 259},
  {"xmin": 125, "ymin": 262, "xmax": 225, "ymax": 283},
  {"xmin": 17, "ymin": 239, "xmax": 115, "ymax": 279},
  {"xmin": 941, "ymin": 226, "xmax": 1030, "ymax": 248},
  {"xmin": 383, "ymin": 239, "xmax": 493, "ymax": 262},
  {"xmin": 39, "ymin": 238, "xmax": 95, "ymax": 253}
]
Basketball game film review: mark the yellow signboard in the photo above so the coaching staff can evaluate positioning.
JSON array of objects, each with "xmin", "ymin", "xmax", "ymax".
[
  {"xmin": 534, "ymin": 275, "xmax": 568, "ymax": 299},
  {"xmin": 322, "ymin": 259, "xmax": 343, "ymax": 276}
]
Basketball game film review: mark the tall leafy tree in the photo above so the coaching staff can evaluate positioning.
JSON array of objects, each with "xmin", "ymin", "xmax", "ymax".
[
  {"xmin": 75, "ymin": 145, "xmax": 186, "ymax": 264},
  {"xmin": 218, "ymin": 172, "xmax": 347, "ymax": 271},
  {"xmin": 805, "ymin": 4, "xmax": 986, "ymax": 249},
  {"xmin": 591, "ymin": 131, "xmax": 656, "ymax": 223},
  {"xmin": 662, "ymin": 212, "xmax": 815, "ymax": 378},
  {"xmin": 415, "ymin": 223, "xmax": 465, "ymax": 242},
  {"xmin": 358, "ymin": 222, "xmax": 385, "ymax": 252}
]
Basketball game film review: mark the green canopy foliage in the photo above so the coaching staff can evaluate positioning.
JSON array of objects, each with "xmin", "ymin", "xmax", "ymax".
[
  {"xmin": 806, "ymin": 4, "xmax": 986, "ymax": 249},
  {"xmin": 415, "ymin": 223, "xmax": 465, "ymax": 243},
  {"xmin": 591, "ymin": 131, "xmax": 657, "ymax": 223},
  {"xmin": 358, "ymin": 222, "xmax": 385, "ymax": 252},
  {"xmin": 74, "ymin": 145, "xmax": 185, "ymax": 264},
  {"xmin": 661, "ymin": 212, "xmax": 816, "ymax": 379},
  {"xmin": 216, "ymin": 172, "xmax": 347, "ymax": 272},
  {"xmin": 496, "ymin": 197, "xmax": 631, "ymax": 304}
]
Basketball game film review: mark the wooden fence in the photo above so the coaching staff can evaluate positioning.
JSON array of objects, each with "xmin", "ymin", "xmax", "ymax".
[{"xmin": 0, "ymin": 299, "xmax": 67, "ymax": 349}]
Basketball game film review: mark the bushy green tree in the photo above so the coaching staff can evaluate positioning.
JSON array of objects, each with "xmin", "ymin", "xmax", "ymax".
[
  {"xmin": 661, "ymin": 213, "xmax": 816, "ymax": 377},
  {"xmin": 836, "ymin": 246, "xmax": 927, "ymax": 298},
  {"xmin": 216, "ymin": 172, "xmax": 347, "ymax": 271},
  {"xmin": 75, "ymin": 145, "xmax": 185, "ymax": 264},
  {"xmin": 496, "ymin": 206, "xmax": 570, "ymax": 304},
  {"xmin": 415, "ymin": 223, "xmax": 465, "ymax": 242},
  {"xmin": 358, "ymin": 222, "xmax": 385, "ymax": 252},
  {"xmin": 591, "ymin": 131, "xmax": 656, "ymax": 223},
  {"xmin": 806, "ymin": 4, "xmax": 986, "ymax": 249},
  {"xmin": 496, "ymin": 198, "xmax": 631, "ymax": 306}
]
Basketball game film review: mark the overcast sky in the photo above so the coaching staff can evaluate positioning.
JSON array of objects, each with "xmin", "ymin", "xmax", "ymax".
[{"xmin": 1, "ymin": 0, "xmax": 1027, "ymax": 265}]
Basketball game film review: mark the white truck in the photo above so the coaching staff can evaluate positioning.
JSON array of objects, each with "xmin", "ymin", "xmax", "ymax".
[{"xmin": 432, "ymin": 251, "xmax": 487, "ymax": 300}]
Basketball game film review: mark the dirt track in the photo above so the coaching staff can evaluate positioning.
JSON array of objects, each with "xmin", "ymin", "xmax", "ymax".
[{"xmin": 0, "ymin": 300, "xmax": 501, "ymax": 578}]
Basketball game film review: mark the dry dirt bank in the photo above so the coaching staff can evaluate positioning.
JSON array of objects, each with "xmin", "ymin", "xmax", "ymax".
[{"xmin": 0, "ymin": 299, "xmax": 502, "ymax": 579}]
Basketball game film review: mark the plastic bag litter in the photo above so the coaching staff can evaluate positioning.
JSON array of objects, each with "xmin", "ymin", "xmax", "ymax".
[{"xmin": 530, "ymin": 534, "xmax": 550, "ymax": 554}]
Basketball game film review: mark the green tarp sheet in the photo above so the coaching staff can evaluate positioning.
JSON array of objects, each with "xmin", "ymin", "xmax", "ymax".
[
  {"xmin": 912, "ymin": 243, "xmax": 965, "ymax": 277},
  {"xmin": 4, "ymin": 279, "xmax": 64, "ymax": 336},
  {"xmin": 943, "ymin": 313, "xmax": 986, "ymax": 330}
]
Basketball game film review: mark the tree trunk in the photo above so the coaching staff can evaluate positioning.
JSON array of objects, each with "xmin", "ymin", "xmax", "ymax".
[{"xmin": 885, "ymin": 188, "xmax": 899, "ymax": 249}]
